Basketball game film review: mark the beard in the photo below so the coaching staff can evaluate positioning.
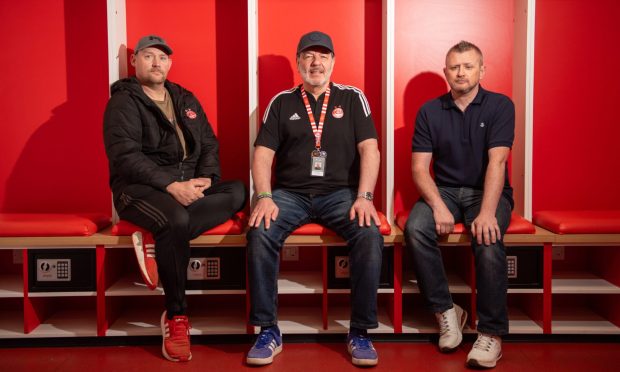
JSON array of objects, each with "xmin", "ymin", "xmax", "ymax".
[
  {"xmin": 146, "ymin": 69, "xmax": 166, "ymax": 83},
  {"xmin": 299, "ymin": 65, "xmax": 333, "ymax": 88}
]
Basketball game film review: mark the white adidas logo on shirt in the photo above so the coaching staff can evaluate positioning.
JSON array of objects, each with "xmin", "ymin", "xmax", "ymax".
[{"xmin": 289, "ymin": 113, "xmax": 301, "ymax": 120}]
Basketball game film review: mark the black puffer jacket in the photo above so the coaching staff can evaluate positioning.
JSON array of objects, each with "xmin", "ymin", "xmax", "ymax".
[{"xmin": 103, "ymin": 77, "xmax": 220, "ymax": 205}]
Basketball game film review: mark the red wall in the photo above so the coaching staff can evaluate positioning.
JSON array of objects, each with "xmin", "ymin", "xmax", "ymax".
[
  {"xmin": 258, "ymin": 0, "xmax": 384, "ymax": 209},
  {"xmin": 393, "ymin": 0, "xmax": 515, "ymax": 216},
  {"xmin": 126, "ymin": 0, "xmax": 249, "ymax": 191},
  {"xmin": 0, "ymin": 0, "xmax": 110, "ymax": 214},
  {"xmin": 533, "ymin": 0, "xmax": 620, "ymax": 212}
]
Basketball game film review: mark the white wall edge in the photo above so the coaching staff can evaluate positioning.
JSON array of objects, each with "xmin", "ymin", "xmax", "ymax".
[
  {"xmin": 382, "ymin": 0, "xmax": 395, "ymax": 225},
  {"xmin": 106, "ymin": 0, "xmax": 127, "ymax": 87},
  {"xmin": 106, "ymin": 0, "xmax": 127, "ymax": 223},
  {"xmin": 524, "ymin": 0, "xmax": 535, "ymax": 220},
  {"xmin": 248, "ymin": 0, "xmax": 259, "ymax": 204}
]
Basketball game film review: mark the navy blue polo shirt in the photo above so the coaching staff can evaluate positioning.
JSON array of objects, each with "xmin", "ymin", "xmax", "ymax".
[{"xmin": 412, "ymin": 86, "xmax": 515, "ymax": 208}]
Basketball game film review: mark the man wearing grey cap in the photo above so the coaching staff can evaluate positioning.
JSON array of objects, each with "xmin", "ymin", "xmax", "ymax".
[
  {"xmin": 246, "ymin": 31, "xmax": 383, "ymax": 367},
  {"xmin": 103, "ymin": 35, "xmax": 246, "ymax": 362}
]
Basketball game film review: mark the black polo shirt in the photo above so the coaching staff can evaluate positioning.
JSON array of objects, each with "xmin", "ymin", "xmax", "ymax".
[
  {"xmin": 412, "ymin": 86, "xmax": 515, "ymax": 208},
  {"xmin": 255, "ymin": 82, "xmax": 377, "ymax": 195}
]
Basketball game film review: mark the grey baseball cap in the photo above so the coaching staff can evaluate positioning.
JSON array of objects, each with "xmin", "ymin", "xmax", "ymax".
[
  {"xmin": 135, "ymin": 35, "xmax": 173, "ymax": 55},
  {"xmin": 296, "ymin": 31, "xmax": 334, "ymax": 55}
]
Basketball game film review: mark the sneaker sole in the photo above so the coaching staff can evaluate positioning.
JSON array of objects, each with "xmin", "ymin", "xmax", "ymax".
[
  {"xmin": 160, "ymin": 311, "xmax": 192, "ymax": 362},
  {"xmin": 467, "ymin": 352, "xmax": 502, "ymax": 368},
  {"xmin": 351, "ymin": 356, "xmax": 378, "ymax": 367},
  {"xmin": 132, "ymin": 231, "xmax": 156, "ymax": 290},
  {"xmin": 246, "ymin": 344, "xmax": 282, "ymax": 365},
  {"xmin": 439, "ymin": 307, "xmax": 468, "ymax": 353},
  {"xmin": 348, "ymin": 344, "xmax": 378, "ymax": 366}
]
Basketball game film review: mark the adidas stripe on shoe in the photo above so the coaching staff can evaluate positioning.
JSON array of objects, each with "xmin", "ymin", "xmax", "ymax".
[{"xmin": 132, "ymin": 231, "xmax": 158, "ymax": 290}]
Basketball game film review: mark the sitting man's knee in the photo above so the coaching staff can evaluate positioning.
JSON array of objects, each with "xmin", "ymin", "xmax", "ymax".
[
  {"xmin": 405, "ymin": 214, "xmax": 434, "ymax": 240},
  {"xmin": 229, "ymin": 180, "xmax": 247, "ymax": 210},
  {"xmin": 160, "ymin": 209, "xmax": 190, "ymax": 234},
  {"xmin": 476, "ymin": 244, "xmax": 505, "ymax": 266}
]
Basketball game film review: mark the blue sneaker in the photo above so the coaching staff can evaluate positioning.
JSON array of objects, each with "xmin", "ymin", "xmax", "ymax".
[
  {"xmin": 246, "ymin": 328, "xmax": 283, "ymax": 365},
  {"xmin": 347, "ymin": 333, "xmax": 378, "ymax": 366}
]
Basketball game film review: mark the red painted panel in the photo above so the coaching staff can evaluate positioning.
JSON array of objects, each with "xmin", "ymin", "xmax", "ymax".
[
  {"xmin": 533, "ymin": 0, "xmax": 620, "ymax": 212},
  {"xmin": 394, "ymin": 0, "xmax": 514, "ymax": 216},
  {"xmin": 126, "ymin": 0, "xmax": 249, "ymax": 188},
  {"xmin": 0, "ymin": 0, "xmax": 110, "ymax": 214},
  {"xmin": 258, "ymin": 0, "xmax": 384, "ymax": 209}
]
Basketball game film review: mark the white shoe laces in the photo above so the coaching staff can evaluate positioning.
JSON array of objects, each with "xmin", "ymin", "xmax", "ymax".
[
  {"xmin": 438, "ymin": 312, "xmax": 451, "ymax": 336},
  {"xmin": 472, "ymin": 334, "xmax": 496, "ymax": 352}
]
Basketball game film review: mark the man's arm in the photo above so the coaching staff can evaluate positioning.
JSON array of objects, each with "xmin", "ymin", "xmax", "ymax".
[
  {"xmin": 349, "ymin": 138, "xmax": 381, "ymax": 227},
  {"xmin": 471, "ymin": 146, "xmax": 510, "ymax": 245},
  {"xmin": 249, "ymin": 145, "xmax": 279, "ymax": 229},
  {"xmin": 412, "ymin": 152, "xmax": 454, "ymax": 235},
  {"xmin": 103, "ymin": 95, "xmax": 176, "ymax": 191}
]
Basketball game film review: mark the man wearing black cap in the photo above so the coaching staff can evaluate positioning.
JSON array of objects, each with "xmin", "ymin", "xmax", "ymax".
[
  {"xmin": 103, "ymin": 34, "xmax": 246, "ymax": 362},
  {"xmin": 246, "ymin": 31, "xmax": 383, "ymax": 367}
]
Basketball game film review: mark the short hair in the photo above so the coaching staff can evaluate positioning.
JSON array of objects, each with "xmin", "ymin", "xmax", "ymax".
[{"xmin": 446, "ymin": 40, "xmax": 484, "ymax": 65}]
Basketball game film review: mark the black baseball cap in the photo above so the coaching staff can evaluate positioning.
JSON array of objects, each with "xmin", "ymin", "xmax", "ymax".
[
  {"xmin": 135, "ymin": 35, "xmax": 173, "ymax": 55},
  {"xmin": 296, "ymin": 31, "xmax": 334, "ymax": 55}
]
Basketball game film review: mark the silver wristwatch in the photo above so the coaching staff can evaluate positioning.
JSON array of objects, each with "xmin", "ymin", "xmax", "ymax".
[{"xmin": 357, "ymin": 191, "xmax": 374, "ymax": 201}]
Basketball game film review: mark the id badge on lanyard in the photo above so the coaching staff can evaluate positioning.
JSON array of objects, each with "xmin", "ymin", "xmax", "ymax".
[
  {"xmin": 301, "ymin": 86, "xmax": 331, "ymax": 177},
  {"xmin": 311, "ymin": 149, "xmax": 327, "ymax": 177}
]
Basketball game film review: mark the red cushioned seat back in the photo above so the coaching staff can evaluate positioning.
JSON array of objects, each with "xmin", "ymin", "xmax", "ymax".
[
  {"xmin": 533, "ymin": 210, "xmax": 620, "ymax": 234},
  {"xmin": 0, "ymin": 213, "xmax": 111, "ymax": 237},
  {"xmin": 111, "ymin": 212, "xmax": 247, "ymax": 236},
  {"xmin": 291, "ymin": 212, "xmax": 391, "ymax": 235},
  {"xmin": 394, "ymin": 211, "xmax": 535, "ymax": 234}
]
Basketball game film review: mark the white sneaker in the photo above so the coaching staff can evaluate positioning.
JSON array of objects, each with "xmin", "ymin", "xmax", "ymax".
[
  {"xmin": 467, "ymin": 333, "xmax": 502, "ymax": 368},
  {"xmin": 435, "ymin": 304, "xmax": 467, "ymax": 352}
]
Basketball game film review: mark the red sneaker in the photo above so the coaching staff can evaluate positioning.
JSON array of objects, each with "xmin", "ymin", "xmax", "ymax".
[
  {"xmin": 132, "ymin": 231, "xmax": 158, "ymax": 290},
  {"xmin": 161, "ymin": 311, "xmax": 192, "ymax": 362}
]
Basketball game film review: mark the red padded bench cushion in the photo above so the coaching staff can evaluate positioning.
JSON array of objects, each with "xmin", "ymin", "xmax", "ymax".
[
  {"xmin": 394, "ymin": 211, "xmax": 535, "ymax": 234},
  {"xmin": 291, "ymin": 212, "xmax": 391, "ymax": 236},
  {"xmin": 0, "ymin": 213, "xmax": 111, "ymax": 237},
  {"xmin": 111, "ymin": 212, "xmax": 247, "ymax": 236},
  {"xmin": 533, "ymin": 210, "xmax": 620, "ymax": 234}
]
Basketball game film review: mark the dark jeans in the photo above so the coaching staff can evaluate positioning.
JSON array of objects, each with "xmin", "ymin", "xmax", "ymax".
[
  {"xmin": 116, "ymin": 180, "xmax": 246, "ymax": 316},
  {"xmin": 404, "ymin": 186, "xmax": 511, "ymax": 336},
  {"xmin": 247, "ymin": 188, "xmax": 384, "ymax": 329}
]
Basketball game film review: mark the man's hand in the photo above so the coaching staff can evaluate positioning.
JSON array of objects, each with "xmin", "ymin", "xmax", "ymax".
[
  {"xmin": 433, "ymin": 204, "xmax": 455, "ymax": 235},
  {"xmin": 166, "ymin": 180, "xmax": 205, "ymax": 206},
  {"xmin": 193, "ymin": 177, "xmax": 212, "ymax": 193},
  {"xmin": 249, "ymin": 198, "xmax": 279, "ymax": 229},
  {"xmin": 471, "ymin": 212, "xmax": 501, "ymax": 245},
  {"xmin": 349, "ymin": 198, "xmax": 381, "ymax": 227}
]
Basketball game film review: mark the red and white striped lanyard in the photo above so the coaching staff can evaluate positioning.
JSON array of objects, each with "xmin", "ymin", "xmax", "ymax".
[{"xmin": 300, "ymin": 86, "xmax": 331, "ymax": 150}]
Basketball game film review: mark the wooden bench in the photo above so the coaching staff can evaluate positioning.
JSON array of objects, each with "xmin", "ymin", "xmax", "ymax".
[
  {"xmin": 8, "ymin": 210, "xmax": 617, "ymax": 337},
  {"xmin": 0, "ymin": 213, "xmax": 111, "ymax": 336},
  {"xmin": 0, "ymin": 212, "xmax": 404, "ymax": 337},
  {"xmin": 532, "ymin": 210, "xmax": 620, "ymax": 334}
]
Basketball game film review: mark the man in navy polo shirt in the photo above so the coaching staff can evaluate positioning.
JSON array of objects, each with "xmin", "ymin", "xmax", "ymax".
[
  {"xmin": 404, "ymin": 41, "xmax": 514, "ymax": 369},
  {"xmin": 245, "ymin": 31, "xmax": 383, "ymax": 367}
]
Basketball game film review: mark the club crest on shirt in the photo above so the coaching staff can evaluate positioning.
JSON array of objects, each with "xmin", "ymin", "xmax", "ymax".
[
  {"xmin": 185, "ymin": 108, "xmax": 197, "ymax": 119},
  {"xmin": 332, "ymin": 106, "xmax": 344, "ymax": 119}
]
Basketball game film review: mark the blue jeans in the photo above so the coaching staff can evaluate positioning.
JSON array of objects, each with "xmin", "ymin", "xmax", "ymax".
[
  {"xmin": 247, "ymin": 188, "xmax": 384, "ymax": 329},
  {"xmin": 404, "ymin": 186, "xmax": 511, "ymax": 336}
]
